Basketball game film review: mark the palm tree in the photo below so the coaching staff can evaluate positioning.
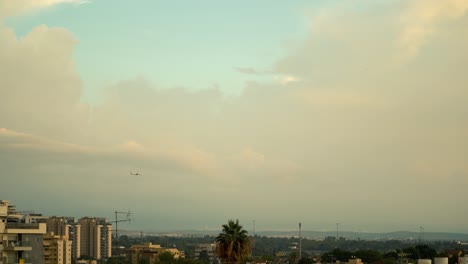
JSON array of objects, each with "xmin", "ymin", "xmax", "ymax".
[{"xmin": 216, "ymin": 219, "xmax": 251, "ymax": 264}]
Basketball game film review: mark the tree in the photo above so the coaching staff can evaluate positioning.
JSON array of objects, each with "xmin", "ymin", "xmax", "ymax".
[
  {"xmin": 159, "ymin": 251, "xmax": 176, "ymax": 264},
  {"xmin": 354, "ymin": 249, "xmax": 383, "ymax": 263},
  {"xmin": 415, "ymin": 245, "xmax": 437, "ymax": 260},
  {"xmin": 198, "ymin": 250, "xmax": 211, "ymax": 262},
  {"xmin": 322, "ymin": 249, "xmax": 352, "ymax": 263},
  {"xmin": 298, "ymin": 257, "xmax": 314, "ymax": 264},
  {"xmin": 216, "ymin": 219, "xmax": 251, "ymax": 264},
  {"xmin": 107, "ymin": 256, "xmax": 130, "ymax": 264},
  {"xmin": 289, "ymin": 251, "xmax": 298, "ymax": 264},
  {"xmin": 403, "ymin": 245, "xmax": 437, "ymax": 260}
]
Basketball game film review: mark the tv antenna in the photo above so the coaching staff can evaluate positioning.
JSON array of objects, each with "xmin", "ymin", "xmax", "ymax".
[
  {"xmin": 336, "ymin": 223, "xmax": 340, "ymax": 239},
  {"xmin": 111, "ymin": 210, "xmax": 131, "ymax": 239},
  {"xmin": 419, "ymin": 226, "xmax": 424, "ymax": 242}
]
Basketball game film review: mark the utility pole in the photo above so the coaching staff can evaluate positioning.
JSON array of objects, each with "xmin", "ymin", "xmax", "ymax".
[
  {"xmin": 419, "ymin": 226, "xmax": 424, "ymax": 243},
  {"xmin": 252, "ymin": 220, "xmax": 256, "ymax": 257},
  {"xmin": 299, "ymin": 222, "xmax": 302, "ymax": 261},
  {"xmin": 336, "ymin": 223, "xmax": 340, "ymax": 240}
]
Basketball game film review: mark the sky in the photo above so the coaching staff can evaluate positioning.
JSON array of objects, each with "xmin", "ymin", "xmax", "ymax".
[{"xmin": 0, "ymin": 0, "xmax": 468, "ymax": 233}]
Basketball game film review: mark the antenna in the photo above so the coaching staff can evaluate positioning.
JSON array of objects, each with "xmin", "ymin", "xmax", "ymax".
[
  {"xmin": 111, "ymin": 210, "xmax": 131, "ymax": 239},
  {"xmin": 419, "ymin": 226, "xmax": 424, "ymax": 242},
  {"xmin": 336, "ymin": 223, "xmax": 340, "ymax": 240},
  {"xmin": 252, "ymin": 220, "xmax": 256, "ymax": 257},
  {"xmin": 253, "ymin": 219, "xmax": 256, "ymax": 236}
]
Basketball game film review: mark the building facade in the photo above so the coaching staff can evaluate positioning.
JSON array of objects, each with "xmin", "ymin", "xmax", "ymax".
[
  {"xmin": 46, "ymin": 216, "xmax": 82, "ymax": 261},
  {"xmin": 78, "ymin": 217, "xmax": 112, "ymax": 260},
  {"xmin": 194, "ymin": 243, "xmax": 217, "ymax": 263},
  {"xmin": 43, "ymin": 233, "xmax": 72, "ymax": 264},
  {"xmin": 0, "ymin": 200, "xmax": 47, "ymax": 264},
  {"xmin": 127, "ymin": 243, "xmax": 182, "ymax": 264}
]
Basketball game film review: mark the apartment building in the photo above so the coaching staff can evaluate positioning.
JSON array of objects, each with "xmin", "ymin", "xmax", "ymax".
[
  {"xmin": 46, "ymin": 216, "xmax": 82, "ymax": 261},
  {"xmin": 78, "ymin": 217, "xmax": 112, "ymax": 260},
  {"xmin": 0, "ymin": 200, "xmax": 47, "ymax": 264},
  {"xmin": 43, "ymin": 233, "xmax": 72, "ymax": 264},
  {"xmin": 194, "ymin": 243, "xmax": 217, "ymax": 263}
]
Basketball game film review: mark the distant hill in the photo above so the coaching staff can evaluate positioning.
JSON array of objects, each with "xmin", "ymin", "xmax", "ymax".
[
  {"xmin": 119, "ymin": 229, "xmax": 468, "ymax": 241},
  {"xmin": 253, "ymin": 230, "xmax": 468, "ymax": 241}
]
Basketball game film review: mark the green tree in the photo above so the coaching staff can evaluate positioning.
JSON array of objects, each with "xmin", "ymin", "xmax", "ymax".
[
  {"xmin": 215, "ymin": 219, "xmax": 251, "ymax": 264},
  {"xmin": 289, "ymin": 251, "xmax": 298, "ymax": 264},
  {"xmin": 354, "ymin": 249, "xmax": 383, "ymax": 263},
  {"xmin": 298, "ymin": 257, "xmax": 314, "ymax": 264},
  {"xmin": 198, "ymin": 250, "xmax": 211, "ymax": 262},
  {"xmin": 107, "ymin": 256, "xmax": 130, "ymax": 264},
  {"xmin": 415, "ymin": 245, "xmax": 437, "ymax": 260},
  {"xmin": 159, "ymin": 251, "xmax": 176, "ymax": 264},
  {"xmin": 403, "ymin": 245, "xmax": 437, "ymax": 260},
  {"xmin": 322, "ymin": 249, "xmax": 352, "ymax": 263}
]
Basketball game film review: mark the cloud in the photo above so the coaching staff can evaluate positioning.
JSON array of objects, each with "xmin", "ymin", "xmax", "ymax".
[
  {"xmin": 398, "ymin": 0, "xmax": 468, "ymax": 60},
  {"xmin": 0, "ymin": 23, "xmax": 89, "ymax": 143},
  {"xmin": 234, "ymin": 67, "xmax": 263, "ymax": 75},
  {"xmin": 0, "ymin": 127, "xmax": 220, "ymax": 180},
  {"xmin": 234, "ymin": 67, "xmax": 276, "ymax": 75},
  {"xmin": 0, "ymin": 0, "xmax": 88, "ymax": 18},
  {"xmin": 1, "ymin": 0, "xmax": 468, "ymax": 231},
  {"xmin": 0, "ymin": 127, "xmax": 93, "ymax": 154},
  {"xmin": 235, "ymin": 67, "xmax": 300, "ymax": 86},
  {"xmin": 278, "ymin": 75, "xmax": 300, "ymax": 85}
]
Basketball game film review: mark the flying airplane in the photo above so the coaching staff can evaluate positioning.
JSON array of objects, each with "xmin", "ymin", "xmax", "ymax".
[{"xmin": 130, "ymin": 172, "xmax": 141, "ymax": 176}]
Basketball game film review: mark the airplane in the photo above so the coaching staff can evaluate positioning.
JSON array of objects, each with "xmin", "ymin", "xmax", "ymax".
[{"xmin": 130, "ymin": 172, "xmax": 142, "ymax": 176}]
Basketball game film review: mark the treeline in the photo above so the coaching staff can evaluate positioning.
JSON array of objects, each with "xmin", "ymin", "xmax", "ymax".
[
  {"xmin": 252, "ymin": 236, "xmax": 463, "ymax": 257},
  {"xmin": 112, "ymin": 235, "xmax": 466, "ymax": 263}
]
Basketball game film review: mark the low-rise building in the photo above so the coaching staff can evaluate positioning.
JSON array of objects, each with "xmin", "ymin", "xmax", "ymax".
[
  {"xmin": 76, "ymin": 260, "xmax": 97, "ymax": 264},
  {"xmin": 127, "ymin": 243, "xmax": 181, "ymax": 264},
  {"xmin": 459, "ymin": 256, "xmax": 468, "ymax": 264},
  {"xmin": 348, "ymin": 258, "xmax": 363, "ymax": 264},
  {"xmin": 194, "ymin": 243, "xmax": 217, "ymax": 263}
]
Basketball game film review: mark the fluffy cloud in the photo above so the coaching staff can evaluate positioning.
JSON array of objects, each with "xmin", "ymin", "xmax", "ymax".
[
  {"xmin": 398, "ymin": 0, "xmax": 468, "ymax": 59},
  {"xmin": 0, "ymin": 23, "xmax": 89, "ymax": 142},
  {"xmin": 0, "ymin": 0, "xmax": 87, "ymax": 18}
]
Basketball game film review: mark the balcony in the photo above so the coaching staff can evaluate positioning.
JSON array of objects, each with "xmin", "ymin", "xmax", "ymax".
[
  {"xmin": 6, "ymin": 223, "xmax": 39, "ymax": 229},
  {"xmin": 4, "ymin": 223, "xmax": 46, "ymax": 234},
  {"xmin": 3, "ymin": 241, "xmax": 32, "ymax": 251}
]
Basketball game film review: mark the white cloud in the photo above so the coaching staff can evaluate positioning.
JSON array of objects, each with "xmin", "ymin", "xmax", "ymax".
[
  {"xmin": 398, "ymin": 0, "xmax": 468, "ymax": 60},
  {"xmin": 0, "ymin": 23, "xmax": 89, "ymax": 143},
  {"xmin": 0, "ymin": 0, "xmax": 88, "ymax": 18},
  {"xmin": 278, "ymin": 75, "xmax": 300, "ymax": 85},
  {"xmin": 234, "ymin": 67, "xmax": 263, "ymax": 75}
]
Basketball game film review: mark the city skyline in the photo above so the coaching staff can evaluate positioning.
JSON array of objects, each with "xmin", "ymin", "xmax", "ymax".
[{"xmin": 1, "ymin": 0, "xmax": 468, "ymax": 233}]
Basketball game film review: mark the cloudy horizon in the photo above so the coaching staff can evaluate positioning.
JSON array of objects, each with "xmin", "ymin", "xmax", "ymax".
[{"xmin": 1, "ymin": 0, "xmax": 467, "ymax": 233}]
